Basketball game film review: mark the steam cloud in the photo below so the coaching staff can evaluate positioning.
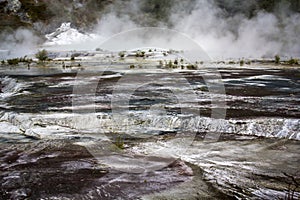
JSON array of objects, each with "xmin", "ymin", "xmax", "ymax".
[
  {"xmin": 93, "ymin": 0, "xmax": 300, "ymax": 59},
  {"xmin": 1, "ymin": 0, "xmax": 300, "ymax": 60},
  {"xmin": 0, "ymin": 29, "xmax": 41, "ymax": 59}
]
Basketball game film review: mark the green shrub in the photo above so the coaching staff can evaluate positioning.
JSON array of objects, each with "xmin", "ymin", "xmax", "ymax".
[
  {"xmin": 288, "ymin": 58, "xmax": 299, "ymax": 65},
  {"xmin": 240, "ymin": 60, "xmax": 244, "ymax": 66},
  {"xmin": 129, "ymin": 64, "xmax": 135, "ymax": 69},
  {"xmin": 186, "ymin": 64, "xmax": 197, "ymax": 70},
  {"xmin": 7, "ymin": 58, "xmax": 20, "ymax": 65},
  {"xmin": 35, "ymin": 49, "xmax": 48, "ymax": 61},
  {"xmin": 167, "ymin": 60, "xmax": 173, "ymax": 68},
  {"xmin": 275, "ymin": 55, "xmax": 280, "ymax": 64},
  {"xmin": 118, "ymin": 51, "xmax": 125, "ymax": 58},
  {"xmin": 135, "ymin": 51, "xmax": 145, "ymax": 57}
]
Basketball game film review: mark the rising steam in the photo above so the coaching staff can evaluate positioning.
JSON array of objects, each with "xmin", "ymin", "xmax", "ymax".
[{"xmin": 1, "ymin": 0, "xmax": 299, "ymax": 60}]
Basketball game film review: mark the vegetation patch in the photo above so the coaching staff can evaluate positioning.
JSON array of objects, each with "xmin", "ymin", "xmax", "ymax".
[
  {"xmin": 239, "ymin": 60, "xmax": 244, "ymax": 66},
  {"xmin": 135, "ymin": 51, "xmax": 146, "ymax": 58},
  {"xmin": 129, "ymin": 64, "xmax": 135, "ymax": 69},
  {"xmin": 7, "ymin": 58, "xmax": 20, "ymax": 65},
  {"xmin": 186, "ymin": 64, "xmax": 197, "ymax": 70},
  {"xmin": 287, "ymin": 58, "xmax": 299, "ymax": 65},
  {"xmin": 118, "ymin": 51, "xmax": 125, "ymax": 58},
  {"xmin": 6, "ymin": 56, "xmax": 33, "ymax": 65},
  {"xmin": 35, "ymin": 49, "xmax": 48, "ymax": 61},
  {"xmin": 275, "ymin": 55, "xmax": 280, "ymax": 64}
]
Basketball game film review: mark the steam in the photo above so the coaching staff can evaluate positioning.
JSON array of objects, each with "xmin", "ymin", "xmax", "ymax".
[
  {"xmin": 170, "ymin": 0, "xmax": 300, "ymax": 59},
  {"xmin": 92, "ymin": 0, "xmax": 300, "ymax": 59},
  {"xmin": 1, "ymin": 0, "xmax": 299, "ymax": 60},
  {"xmin": 0, "ymin": 28, "xmax": 41, "ymax": 59}
]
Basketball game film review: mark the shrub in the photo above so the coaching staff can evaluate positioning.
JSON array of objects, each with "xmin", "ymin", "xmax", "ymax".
[
  {"xmin": 288, "ymin": 58, "xmax": 299, "ymax": 65},
  {"xmin": 240, "ymin": 60, "xmax": 244, "ymax": 66},
  {"xmin": 1, "ymin": 60, "xmax": 5, "ymax": 65},
  {"xmin": 186, "ymin": 64, "xmax": 197, "ymax": 70},
  {"xmin": 129, "ymin": 64, "xmax": 135, "ymax": 69},
  {"xmin": 167, "ymin": 60, "xmax": 173, "ymax": 68},
  {"xmin": 35, "ymin": 49, "xmax": 48, "ymax": 61},
  {"xmin": 275, "ymin": 55, "xmax": 280, "ymax": 64},
  {"xmin": 7, "ymin": 58, "xmax": 20, "ymax": 65},
  {"xmin": 135, "ymin": 51, "xmax": 145, "ymax": 57},
  {"xmin": 118, "ymin": 51, "xmax": 125, "ymax": 58}
]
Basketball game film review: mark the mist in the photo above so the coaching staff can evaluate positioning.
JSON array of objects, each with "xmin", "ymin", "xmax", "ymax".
[
  {"xmin": 169, "ymin": 0, "xmax": 300, "ymax": 59},
  {"xmin": 0, "ymin": 28, "xmax": 41, "ymax": 59},
  {"xmin": 1, "ymin": 0, "xmax": 300, "ymax": 60},
  {"xmin": 91, "ymin": 0, "xmax": 300, "ymax": 59}
]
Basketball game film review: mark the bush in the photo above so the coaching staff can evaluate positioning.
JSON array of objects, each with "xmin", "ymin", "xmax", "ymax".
[
  {"xmin": 35, "ymin": 49, "xmax": 48, "ymax": 61},
  {"xmin": 186, "ymin": 64, "xmax": 197, "ymax": 70},
  {"xmin": 7, "ymin": 58, "xmax": 20, "ymax": 65},
  {"xmin": 118, "ymin": 51, "xmax": 125, "ymax": 58},
  {"xmin": 135, "ymin": 51, "xmax": 145, "ymax": 57},
  {"xmin": 275, "ymin": 55, "xmax": 280, "ymax": 64},
  {"xmin": 167, "ymin": 60, "xmax": 173, "ymax": 68},
  {"xmin": 288, "ymin": 58, "xmax": 299, "ymax": 65},
  {"xmin": 7, "ymin": 59, "xmax": 18, "ymax": 65},
  {"xmin": 7, "ymin": 56, "xmax": 33, "ymax": 65},
  {"xmin": 129, "ymin": 64, "xmax": 135, "ymax": 69},
  {"xmin": 240, "ymin": 60, "xmax": 244, "ymax": 66}
]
